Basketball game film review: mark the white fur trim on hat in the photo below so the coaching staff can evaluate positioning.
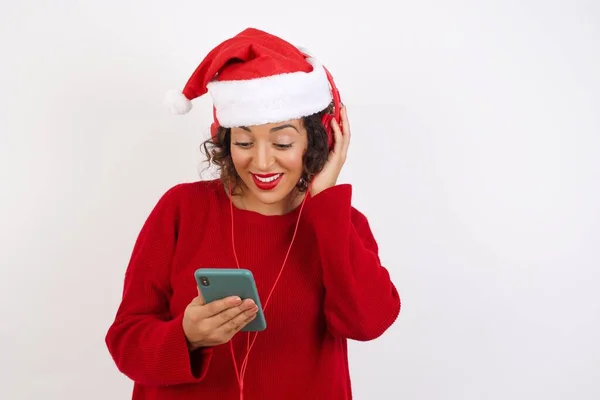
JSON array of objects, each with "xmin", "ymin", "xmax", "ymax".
[
  {"xmin": 206, "ymin": 58, "xmax": 331, "ymax": 127},
  {"xmin": 164, "ymin": 90, "xmax": 193, "ymax": 114},
  {"xmin": 295, "ymin": 45, "xmax": 313, "ymax": 57}
]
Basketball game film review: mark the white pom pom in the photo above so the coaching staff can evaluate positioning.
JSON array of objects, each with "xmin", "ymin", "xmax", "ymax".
[{"xmin": 164, "ymin": 90, "xmax": 192, "ymax": 114}]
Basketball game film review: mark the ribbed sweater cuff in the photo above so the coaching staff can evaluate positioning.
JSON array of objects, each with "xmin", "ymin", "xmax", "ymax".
[
  {"xmin": 154, "ymin": 314, "xmax": 213, "ymax": 384},
  {"xmin": 304, "ymin": 184, "xmax": 352, "ymax": 226}
]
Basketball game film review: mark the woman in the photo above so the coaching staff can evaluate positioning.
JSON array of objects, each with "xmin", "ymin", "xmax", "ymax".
[{"xmin": 105, "ymin": 27, "xmax": 401, "ymax": 400}]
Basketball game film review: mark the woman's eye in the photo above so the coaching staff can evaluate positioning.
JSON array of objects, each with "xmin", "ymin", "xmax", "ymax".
[
  {"xmin": 233, "ymin": 142, "xmax": 252, "ymax": 148},
  {"xmin": 274, "ymin": 143, "xmax": 293, "ymax": 149}
]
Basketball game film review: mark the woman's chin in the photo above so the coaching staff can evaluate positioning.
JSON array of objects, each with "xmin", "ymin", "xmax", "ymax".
[
  {"xmin": 248, "ymin": 186, "xmax": 289, "ymax": 205},
  {"xmin": 242, "ymin": 177, "xmax": 298, "ymax": 209}
]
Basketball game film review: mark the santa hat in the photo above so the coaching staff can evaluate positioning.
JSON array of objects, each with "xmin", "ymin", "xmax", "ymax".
[{"xmin": 164, "ymin": 28, "xmax": 334, "ymax": 133}]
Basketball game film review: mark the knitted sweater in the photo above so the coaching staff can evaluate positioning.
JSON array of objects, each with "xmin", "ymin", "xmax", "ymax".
[{"xmin": 105, "ymin": 179, "xmax": 400, "ymax": 399}]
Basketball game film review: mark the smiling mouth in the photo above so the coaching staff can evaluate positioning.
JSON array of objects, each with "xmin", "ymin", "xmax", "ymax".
[
  {"xmin": 253, "ymin": 173, "xmax": 282, "ymax": 183},
  {"xmin": 251, "ymin": 173, "xmax": 283, "ymax": 190}
]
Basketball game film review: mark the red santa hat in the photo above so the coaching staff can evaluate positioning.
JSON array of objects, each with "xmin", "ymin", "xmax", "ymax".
[{"xmin": 164, "ymin": 28, "xmax": 334, "ymax": 132}]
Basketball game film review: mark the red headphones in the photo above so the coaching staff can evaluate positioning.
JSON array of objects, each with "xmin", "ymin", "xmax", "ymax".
[
  {"xmin": 210, "ymin": 65, "xmax": 342, "ymax": 150},
  {"xmin": 320, "ymin": 65, "xmax": 342, "ymax": 150}
]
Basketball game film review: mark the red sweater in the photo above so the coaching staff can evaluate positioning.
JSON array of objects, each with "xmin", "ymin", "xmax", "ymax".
[{"xmin": 105, "ymin": 179, "xmax": 400, "ymax": 399}]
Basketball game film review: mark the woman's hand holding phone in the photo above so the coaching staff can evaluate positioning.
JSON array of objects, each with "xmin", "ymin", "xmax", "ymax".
[{"xmin": 183, "ymin": 288, "xmax": 258, "ymax": 351}]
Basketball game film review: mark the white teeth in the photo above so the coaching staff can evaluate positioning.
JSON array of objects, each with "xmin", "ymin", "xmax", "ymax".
[{"xmin": 255, "ymin": 174, "xmax": 281, "ymax": 183}]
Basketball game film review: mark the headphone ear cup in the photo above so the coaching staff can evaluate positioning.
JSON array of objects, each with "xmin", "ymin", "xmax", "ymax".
[
  {"xmin": 210, "ymin": 105, "xmax": 221, "ymax": 143},
  {"xmin": 210, "ymin": 121, "xmax": 220, "ymax": 143},
  {"xmin": 321, "ymin": 113, "xmax": 334, "ymax": 150}
]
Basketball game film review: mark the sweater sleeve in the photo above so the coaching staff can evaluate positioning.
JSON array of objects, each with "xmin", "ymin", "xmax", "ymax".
[
  {"xmin": 303, "ymin": 184, "xmax": 401, "ymax": 341},
  {"xmin": 105, "ymin": 185, "xmax": 213, "ymax": 386}
]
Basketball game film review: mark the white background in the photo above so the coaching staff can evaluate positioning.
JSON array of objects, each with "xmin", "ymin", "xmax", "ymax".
[{"xmin": 1, "ymin": 1, "xmax": 599, "ymax": 399}]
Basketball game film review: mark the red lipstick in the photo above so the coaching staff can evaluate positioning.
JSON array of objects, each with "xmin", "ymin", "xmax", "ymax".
[{"xmin": 251, "ymin": 173, "xmax": 283, "ymax": 191}]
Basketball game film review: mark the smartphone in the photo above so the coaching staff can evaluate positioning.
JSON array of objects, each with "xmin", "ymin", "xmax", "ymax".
[{"xmin": 194, "ymin": 268, "xmax": 266, "ymax": 331}]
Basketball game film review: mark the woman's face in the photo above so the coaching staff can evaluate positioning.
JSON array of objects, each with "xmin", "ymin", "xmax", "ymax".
[{"xmin": 230, "ymin": 119, "xmax": 308, "ymax": 214}]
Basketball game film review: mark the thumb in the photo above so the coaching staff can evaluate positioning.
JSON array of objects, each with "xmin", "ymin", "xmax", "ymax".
[{"xmin": 191, "ymin": 286, "xmax": 206, "ymax": 306}]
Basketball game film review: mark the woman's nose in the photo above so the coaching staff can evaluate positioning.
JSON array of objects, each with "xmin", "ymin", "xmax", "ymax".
[{"xmin": 253, "ymin": 144, "xmax": 273, "ymax": 170}]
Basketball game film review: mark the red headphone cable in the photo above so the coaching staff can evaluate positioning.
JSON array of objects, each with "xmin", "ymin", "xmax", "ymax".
[{"xmin": 228, "ymin": 183, "xmax": 310, "ymax": 400}]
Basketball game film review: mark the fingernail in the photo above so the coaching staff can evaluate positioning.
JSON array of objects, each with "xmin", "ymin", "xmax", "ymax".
[
  {"xmin": 245, "ymin": 299, "xmax": 255, "ymax": 306},
  {"xmin": 231, "ymin": 296, "xmax": 242, "ymax": 304}
]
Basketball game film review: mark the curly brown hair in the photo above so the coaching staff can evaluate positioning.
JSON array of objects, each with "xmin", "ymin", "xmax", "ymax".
[{"xmin": 200, "ymin": 103, "xmax": 333, "ymax": 194}]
